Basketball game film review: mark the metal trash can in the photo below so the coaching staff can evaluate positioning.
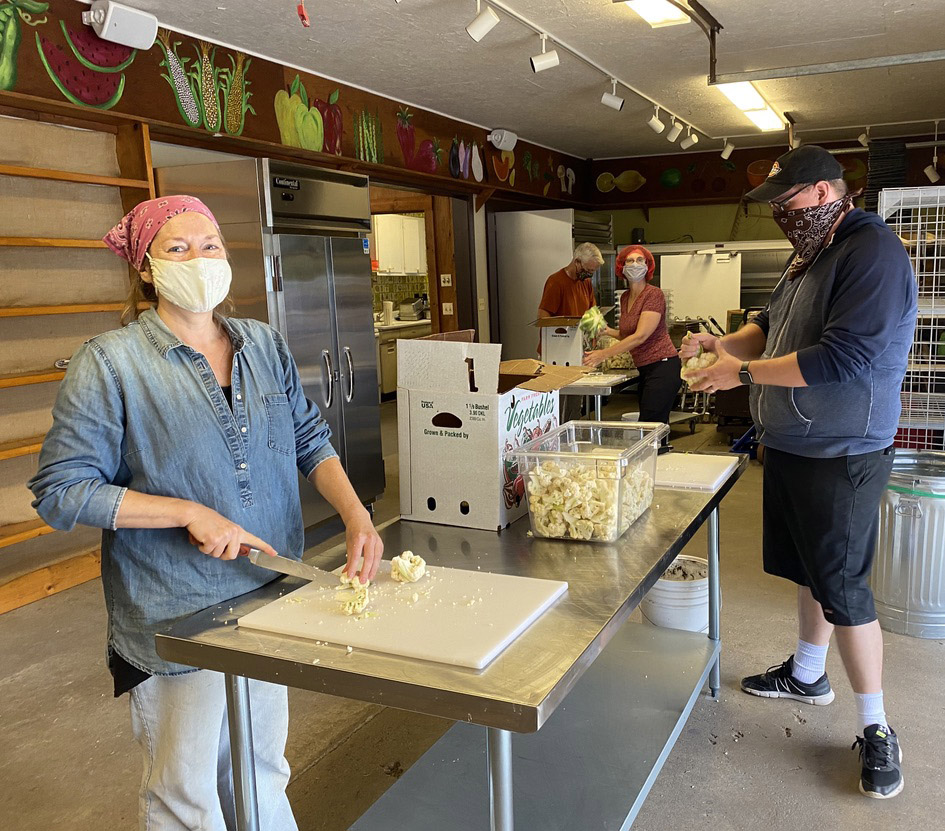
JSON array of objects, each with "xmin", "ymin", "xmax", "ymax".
[{"xmin": 872, "ymin": 451, "xmax": 945, "ymax": 638}]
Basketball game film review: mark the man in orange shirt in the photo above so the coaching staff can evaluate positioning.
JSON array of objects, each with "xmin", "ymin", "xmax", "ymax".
[{"xmin": 538, "ymin": 242, "xmax": 603, "ymax": 422}]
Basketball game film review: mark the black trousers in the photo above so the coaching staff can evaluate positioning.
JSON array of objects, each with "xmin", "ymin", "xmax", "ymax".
[{"xmin": 636, "ymin": 356, "xmax": 682, "ymax": 425}]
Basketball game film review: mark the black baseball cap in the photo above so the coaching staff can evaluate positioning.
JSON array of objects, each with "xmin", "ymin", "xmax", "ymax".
[{"xmin": 746, "ymin": 145, "xmax": 844, "ymax": 202}]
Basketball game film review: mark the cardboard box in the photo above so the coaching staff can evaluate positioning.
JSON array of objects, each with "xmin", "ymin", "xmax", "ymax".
[
  {"xmin": 398, "ymin": 332, "xmax": 589, "ymax": 531},
  {"xmin": 533, "ymin": 307, "xmax": 613, "ymax": 367}
]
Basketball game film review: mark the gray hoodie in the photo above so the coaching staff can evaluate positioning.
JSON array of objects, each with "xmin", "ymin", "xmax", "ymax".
[{"xmin": 750, "ymin": 209, "xmax": 917, "ymax": 458}]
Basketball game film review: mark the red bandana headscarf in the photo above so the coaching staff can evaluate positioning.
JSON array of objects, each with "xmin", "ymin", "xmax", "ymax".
[{"xmin": 103, "ymin": 195, "xmax": 219, "ymax": 270}]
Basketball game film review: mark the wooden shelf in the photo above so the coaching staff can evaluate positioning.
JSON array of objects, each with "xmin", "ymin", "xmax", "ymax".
[
  {"xmin": 0, "ymin": 302, "xmax": 126, "ymax": 318},
  {"xmin": 0, "ymin": 547, "xmax": 101, "ymax": 615},
  {"xmin": 0, "ymin": 237, "xmax": 106, "ymax": 248},
  {"xmin": 0, "ymin": 435, "xmax": 45, "ymax": 461},
  {"xmin": 0, "ymin": 163, "xmax": 151, "ymax": 190},
  {"xmin": 0, "ymin": 518, "xmax": 54, "ymax": 550},
  {"xmin": 0, "ymin": 369, "xmax": 66, "ymax": 389}
]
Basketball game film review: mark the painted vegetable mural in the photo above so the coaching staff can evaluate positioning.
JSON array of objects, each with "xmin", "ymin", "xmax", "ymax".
[
  {"xmin": 448, "ymin": 137, "xmax": 474, "ymax": 179},
  {"xmin": 353, "ymin": 108, "xmax": 383, "ymax": 163},
  {"xmin": 35, "ymin": 14, "xmax": 137, "ymax": 111},
  {"xmin": 0, "ymin": 0, "xmax": 48, "ymax": 92},
  {"xmin": 396, "ymin": 106, "xmax": 442, "ymax": 174},
  {"xmin": 157, "ymin": 31, "xmax": 253, "ymax": 135},
  {"xmin": 156, "ymin": 29, "xmax": 200, "ymax": 127},
  {"xmin": 274, "ymin": 74, "xmax": 337, "ymax": 153}
]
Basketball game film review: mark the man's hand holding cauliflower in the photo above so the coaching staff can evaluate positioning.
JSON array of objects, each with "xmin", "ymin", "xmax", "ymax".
[{"xmin": 679, "ymin": 332, "xmax": 743, "ymax": 393}]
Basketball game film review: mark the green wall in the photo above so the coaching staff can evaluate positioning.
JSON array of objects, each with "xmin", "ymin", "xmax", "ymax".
[{"xmin": 601, "ymin": 202, "xmax": 782, "ymax": 247}]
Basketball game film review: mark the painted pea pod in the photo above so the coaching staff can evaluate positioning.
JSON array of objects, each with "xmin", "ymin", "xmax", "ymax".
[{"xmin": 0, "ymin": 6, "xmax": 21, "ymax": 91}]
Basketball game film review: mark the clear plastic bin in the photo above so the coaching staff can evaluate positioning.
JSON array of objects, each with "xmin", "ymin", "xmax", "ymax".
[{"xmin": 507, "ymin": 421, "xmax": 669, "ymax": 542}]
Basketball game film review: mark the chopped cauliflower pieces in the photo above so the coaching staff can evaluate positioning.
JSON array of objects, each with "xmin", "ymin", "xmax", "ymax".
[
  {"xmin": 525, "ymin": 459, "xmax": 654, "ymax": 541},
  {"xmin": 681, "ymin": 348, "xmax": 718, "ymax": 379},
  {"xmin": 391, "ymin": 551, "xmax": 427, "ymax": 583}
]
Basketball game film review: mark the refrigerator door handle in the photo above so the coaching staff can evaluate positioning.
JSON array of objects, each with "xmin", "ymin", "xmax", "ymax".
[
  {"xmin": 321, "ymin": 349, "xmax": 334, "ymax": 409},
  {"xmin": 343, "ymin": 346, "xmax": 355, "ymax": 403},
  {"xmin": 272, "ymin": 254, "xmax": 284, "ymax": 292}
]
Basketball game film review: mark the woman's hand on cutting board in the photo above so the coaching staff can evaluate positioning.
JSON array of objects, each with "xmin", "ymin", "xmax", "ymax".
[
  {"xmin": 343, "ymin": 510, "xmax": 384, "ymax": 583},
  {"xmin": 185, "ymin": 503, "xmax": 278, "ymax": 561}
]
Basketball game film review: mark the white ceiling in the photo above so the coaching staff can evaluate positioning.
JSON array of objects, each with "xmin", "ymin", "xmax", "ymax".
[{"xmin": 122, "ymin": 0, "xmax": 945, "ymax": 158}]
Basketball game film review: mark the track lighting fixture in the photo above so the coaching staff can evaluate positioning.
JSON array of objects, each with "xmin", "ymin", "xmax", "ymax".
[
  {"xmin": 720, "ymin": 140, "xmax": 734, "ymax": 160},
  {"xmin": 530, "ymin": 34, "xmax": 559, "ymax": 73},
  {"xmin": 666, "ymin": 120, "xmax": 683, "ymax": 142},
  {"xmin": 466, "ymin": 0, "xmax": 499, "ymax": 42},
  {"xmin": 679, "ymin": 128, "xmax": 699, "ymax": 150},
  {"xmin": 646, "ymin": 106, "xmax": 665, "ymax": 134},
  {"xmin": 601, "ymin": 79, "xmax": 625, "ymax": 111}
]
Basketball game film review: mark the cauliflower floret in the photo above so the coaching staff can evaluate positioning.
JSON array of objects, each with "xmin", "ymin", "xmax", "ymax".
[
  {"xmin": 391, "ymin": 550, "xmax": 427, "ymax": 583},
  {"xmin": 681, "ymin": 347, "xmax": 718, "ymax": 379}
]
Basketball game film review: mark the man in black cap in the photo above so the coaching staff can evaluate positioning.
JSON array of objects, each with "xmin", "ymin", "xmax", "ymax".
[{"xmin": 683, "ymin": 145, "xmax": 916, "ymax": 799}]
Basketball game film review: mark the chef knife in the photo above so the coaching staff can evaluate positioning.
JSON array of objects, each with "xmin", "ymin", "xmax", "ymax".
[{"xmin": 238, "ymin": 544, "xmax": 344, "ymax": 590}]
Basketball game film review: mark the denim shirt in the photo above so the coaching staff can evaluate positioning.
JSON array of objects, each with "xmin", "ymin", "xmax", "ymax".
[{"xmin": 28, "ymin": 309, "xmax": 338, "ymax": 675}]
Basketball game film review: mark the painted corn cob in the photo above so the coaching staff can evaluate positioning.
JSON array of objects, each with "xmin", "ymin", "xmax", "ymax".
[
  {"xmin": 156, "ymin": 28, "xmax": 200, "ymax": 128},
  {"xmin": 222, "ymin": 51, "xmax": 254, "ymax": 135},
  {"xmin": 195, "ymin": 40, "xmax": 221, "ymax": 132}
]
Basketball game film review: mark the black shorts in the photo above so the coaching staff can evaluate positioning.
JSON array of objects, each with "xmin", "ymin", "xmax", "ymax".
[{"xmin": 762, "ymin": 446, "xmax": 895, "ymax": 626}]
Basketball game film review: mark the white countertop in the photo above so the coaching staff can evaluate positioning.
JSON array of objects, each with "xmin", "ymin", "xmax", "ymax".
[{"xmin": 374, "ymin": 319, "xmax": 432, "ymax": 333}]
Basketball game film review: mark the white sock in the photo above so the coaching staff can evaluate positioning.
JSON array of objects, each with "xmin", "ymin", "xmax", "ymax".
[
  {"xmin": 855, "ymin": 692, "xmax": 888, "ymax": 734},
  {"xmin": 791, "ymin": 639, "xmax": 829, "ymax": 684}
]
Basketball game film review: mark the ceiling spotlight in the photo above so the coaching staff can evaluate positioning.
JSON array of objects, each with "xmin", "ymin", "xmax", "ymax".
[
  {"xmin": 666, "ymin": 120, "xmax": 683, "ymax": 142},
  {"xmin": 601, "ymin": 79, "xmax": 625, "ymax": 111},
  {"xmin": 720, "ymin": 140, "xmax": 734, "ymax": 160},
  {"xmin": 646, "ymin": 106, "xmax": 665, "ymax": 134},
  {"xmin": 790, "ymin": 134, "xmax": 802, "ymax": 149},
  {"xmin": 466, "ymin": 0, "xmax": 499, "ymax": 42},
  {"xmin": 858, "ymin": 129, "xmax": 870, "ymax": 147},
  {"xmin": 530, "ymin": 34, "xmax": 559, "ymax": 73},
  {"xmin": 679, "ymin": 129, "xmax": 699, "ymax": 150},
  {"xmin": 927, "ymin": 121, "xmax": 941, "ymax": 183},
  {"xmin": 621, "ymin": 0, "xmax": 691, "ymax": 28}
]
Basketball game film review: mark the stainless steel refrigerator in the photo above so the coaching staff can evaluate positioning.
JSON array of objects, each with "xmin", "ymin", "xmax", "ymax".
[{"xmin": 156, "ymin": 159, "xmax": 384, "ymax": 540}]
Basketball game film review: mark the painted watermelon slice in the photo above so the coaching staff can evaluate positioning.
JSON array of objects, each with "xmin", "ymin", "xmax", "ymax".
[
  {"xmin": 36, "ymin": 33, "xmax": 125, "ymax": 110},
  {"xmin": 60, "ymin": 20, "xmax": 136, "ymax": 72}
]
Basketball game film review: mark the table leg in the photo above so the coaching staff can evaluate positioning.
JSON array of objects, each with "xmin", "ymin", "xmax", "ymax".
[
  {"xmin": 594, "ymin": 394, "xmax": 602, "ymax": 421},
  {"xmin": 487, "ymin": 727, "xmax": 514, "ymax": 831},
  {"xmin": 225, "ymin": 674, "xmax": 261, "ymax": 831},
  {"xmin": 707, "ymin": 508, "xmax": 721, "ymax": 698}
]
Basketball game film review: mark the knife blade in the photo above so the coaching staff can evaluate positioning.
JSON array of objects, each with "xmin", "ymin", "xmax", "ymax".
[{"xmin": 238, "ymin": 544, "xmax": 340, "ymax": 590}]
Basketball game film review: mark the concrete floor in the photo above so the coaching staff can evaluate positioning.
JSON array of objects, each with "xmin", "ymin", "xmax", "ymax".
[{"xmin": 2, "ymin": 396, "xmax": 943, "ymax": 830}]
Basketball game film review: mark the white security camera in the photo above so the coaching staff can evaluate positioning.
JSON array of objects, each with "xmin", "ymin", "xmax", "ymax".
[
  {"xmin": 82, "ymin": 1, "xmax": 159, "ymax": 50},
  {"xmin": 488, "ymin": 130, "xmax": 518, "ymax": 152}
]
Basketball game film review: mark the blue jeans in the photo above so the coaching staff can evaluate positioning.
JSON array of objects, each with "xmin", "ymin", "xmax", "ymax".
[{"xmin": 130, "ymin": 671, "xmax": 297, "ymax": 831}]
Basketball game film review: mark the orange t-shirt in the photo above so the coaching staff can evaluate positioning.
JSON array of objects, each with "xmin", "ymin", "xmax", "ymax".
[{"xmin": 538, "ymin": 269, "xmax": 596, "ymax": 318}]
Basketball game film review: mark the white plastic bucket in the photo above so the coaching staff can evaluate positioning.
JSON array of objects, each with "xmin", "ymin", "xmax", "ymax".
[{"xmin": 640, "ymin": 555, "xmax": 710, "ymax": 633}]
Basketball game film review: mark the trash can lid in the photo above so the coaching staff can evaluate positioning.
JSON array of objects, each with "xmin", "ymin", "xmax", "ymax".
[{"xmin": 888, "ymin": 451, "xmax": 945, "ymax": 498}]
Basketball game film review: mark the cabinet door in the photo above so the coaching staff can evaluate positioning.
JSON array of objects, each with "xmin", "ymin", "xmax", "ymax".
[
  {"xmin": 374, "ymin": 214, "xmax": 405, "ymax": 273},
  {"xmin": 402, "ymin": 215, "xmax": 423, "ymax": 274}
]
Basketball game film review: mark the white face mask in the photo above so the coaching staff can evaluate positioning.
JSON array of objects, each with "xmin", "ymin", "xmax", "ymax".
[
  {"xmin": 147, "ymin": 255, "xmax": 232, "ymax": 314},
  {"xmin": 623, "ymin": 262, "xmax": 648, "ymax": 282}
]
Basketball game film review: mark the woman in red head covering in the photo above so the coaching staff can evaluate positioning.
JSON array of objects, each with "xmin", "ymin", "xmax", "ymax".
[
  {"xmin": 584, "ymin": 244, "xmax": 681, "ymax": 427},
  {"xmin": 29, "ymin": 196, "xmax": 384, "ymax": 829}
]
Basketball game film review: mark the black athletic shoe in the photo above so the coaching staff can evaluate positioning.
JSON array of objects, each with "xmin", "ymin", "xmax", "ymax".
[
  {"xmin": 853, "ymin": 724, "xmax": 904, "ymax": 799},
  {"xmin": 740, "ymin": 655, "xmax": 836, "ymax": 705}
]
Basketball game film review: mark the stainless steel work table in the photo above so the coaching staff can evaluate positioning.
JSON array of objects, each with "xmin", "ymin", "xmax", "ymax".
[
  {"xmin": 157, "ymin": 456, "xmax": 746, "ymax": 831},
  {"xmin": 558, "ymin": 369, "xmax": 639, "ymax": 420}
]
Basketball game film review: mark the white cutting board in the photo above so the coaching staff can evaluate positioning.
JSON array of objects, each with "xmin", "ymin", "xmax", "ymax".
[
  {"xmin": 237, "ymin": 562, "xmax": 568, "ymax": 670},
  {"xmin": 656, "ymin": 453, "xmax": 738, "ymax": 492}
]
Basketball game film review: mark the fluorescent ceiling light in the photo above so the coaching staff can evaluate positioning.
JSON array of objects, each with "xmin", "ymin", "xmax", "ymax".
[
  {"xmin": 744, "ymin": 106, "xmax": 784, "ymax": 131},
  {"xmin": 715, "ymin": 81, "xmax": 765, "ymax": 112},
  {"xmin": 666, "ymin": 120, "xmax": 684, "ymax": 142},
  {"xmin": 623, "ymin": 0, "xmax": 691, "ymax": 28},
  {"xmin": 466, "ymin": 2, "xmax": 499, "ymax": 42}
]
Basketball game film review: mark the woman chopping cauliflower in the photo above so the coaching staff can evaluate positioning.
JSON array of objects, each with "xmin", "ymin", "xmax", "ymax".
[
  {"xmin": 584, "ymin": 244, "xmax": 682, "ymax": 426},
  {"xmin": 28, "ymin": 196, "xmax": 383, "ymax": 830}
]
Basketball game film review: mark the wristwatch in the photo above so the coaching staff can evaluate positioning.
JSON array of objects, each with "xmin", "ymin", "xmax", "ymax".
[{"xmin": 739, "ymin": 361, "xmax": 755, "ymax": 386}]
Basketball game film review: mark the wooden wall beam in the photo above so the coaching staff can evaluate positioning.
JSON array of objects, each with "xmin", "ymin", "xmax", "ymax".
[{"xmin": 432, "ymin": 196, "xmax": 458, "ymax": 333}]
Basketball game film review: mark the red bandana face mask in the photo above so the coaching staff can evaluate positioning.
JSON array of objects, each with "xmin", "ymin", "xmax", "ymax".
[{"xmin": 773, "ymin": 195, "xmax": 851, "ymax": 279}]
